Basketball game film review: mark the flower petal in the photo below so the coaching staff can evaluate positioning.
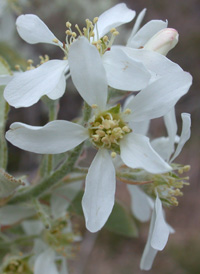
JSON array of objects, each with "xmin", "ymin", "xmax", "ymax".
[
  {"xmin": 140, "ymin": 196, "xmax": 172, "ymax": 270},
  {"xmin": 151, "ymin": 196, "xmax": 170, "ymax": 250},
  {"xmin": 120, "ymin": 132, "xmax": 171, "ymax": 173},
  {"xmin": 163, "ymin": 108, "xmax": 177, "ymax": 161},
  {"xmin": 22, "ymin": 220, "xmax": 44, "ymax": 235},
  {"xmin": 129, "ymin": 120, "xmax": 150, "ymax": 136},
  {"xmin": 127, "ymin": 8, "xmax": 147, "ymax": 43},
  {"xmin": 170, "ymin": 113, "xmax": 191, "ymax": 162},
  {"xmin": 68, "ymin": 37, "xmax": 107, "ymax": 110},
  {"xmin": 4, "ymin": 60, "xmax": 68, "ymax": 107},
  {"xmin": 34, "ymin": 249, "xmax": 59, "ymax": 274},
  {"xmin": 127, "ymin": 20, "xmax": 168, "ymax": 48},
  {"xmin": 6, "ymin": 121, "xmax": 88, "ymax": 154},
  {"xmin": 47, "ymin": 72, "xmax": 67, "ymax": 100},
  {"xmin": 94, "ymin": 3, "xmax": 136, "ymax": 39},
  {"xmin": 16, "ymin": 14, "xmax": 62, "ymax": 46},
  {"xmin": 102, "ymin": 47, "xmax": 151, "ymax": 91},
  {"xmin": 82, "ymin": 149, "xmax": 116, "ymax": 232},
  {"xmin": 0, "ymin": 75, "xmax": 13, "ymax": 85},
  {"xmin": 151, "ymin": 137, "xmax": 171, "ymax": 161},
  {"xmin": 60, "ymin": 258, "xmax": 69, "ymax": 274},
  {"xmin": 140, "ymin": 207, "xmax": 158, "ymax": 271},
  {"xmin": 0, "ymin": 205, "xmax": 35, "ymax": 226},
  {"xmin": 51, "ymin": 180, "xmax": 83, "ymax": 219},
  {"xmin": 124, "ymin": 70, "xmax": 192, "ymax": 122},
  {"xmin": 127, "ymin": 185, "xmax": 153, "ymax": 222},
  {"xmin": 120, "ymin": 47, "xmax": 183, "ymax": 83}
]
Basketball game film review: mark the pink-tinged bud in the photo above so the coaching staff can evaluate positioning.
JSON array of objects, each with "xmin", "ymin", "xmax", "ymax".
[{"xmin": 143, "ymin": 28, "xmax": 179, "ymax": 56}]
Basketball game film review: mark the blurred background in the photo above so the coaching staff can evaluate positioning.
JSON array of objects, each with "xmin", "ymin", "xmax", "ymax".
[{"xmin": 0, "ymin": 0, "xmax": 199, "ymax": 273}]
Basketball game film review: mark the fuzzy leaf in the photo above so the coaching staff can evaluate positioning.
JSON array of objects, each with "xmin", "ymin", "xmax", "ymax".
[{"xmin": 0, "ymin": 169, "xmax": 24, "ymax": 199}]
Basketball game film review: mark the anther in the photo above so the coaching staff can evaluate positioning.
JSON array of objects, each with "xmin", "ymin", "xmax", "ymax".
[
  {"xmin": 27, "ymin": 59, "xmax": 33, "ymax": 65},
  {"xmin": 15, "ymin": 64, "xmax": 21, "ymax": 70},
  {"xmin": 110, "ymin": 28, "xmax": 117, "ymax": 33},
  {"xmin": 103, "ymin": 36, "xmax": 109, "ymax": 42},
  {"xmin": 52, "ymin": 38, "xmax": 59, "ymax": 43},
  {"xmin": 111, "ymin": 152, "xmax": 117, "ymax": 158},
  {"xmin": 72, "ymin": 32, "xmax": 77, "ymax": 38},
  {"xmin": 93, "ymin": 17, "xmax": 98, "ymax": 24},
  {"xmin": 91, "ymin": 104, "xmax": 98, "ymax": 109},
  {"xmin": 122, "ymin": 126, "xmax": 130, "ymax": 133},
  {"xmin": 113, "ymin": 31, "xmax": 119, "ymax": 36},
  {"xmin": 124, "ymin": 108, "xmax": 132, "ymax": 114},
  {"xmin": 66, "ymin": 21, "xmax": 72, "ymax": 28},
  {"xmin": 66, "ymin": 30, "xmax": 72, "ymax": 35}
]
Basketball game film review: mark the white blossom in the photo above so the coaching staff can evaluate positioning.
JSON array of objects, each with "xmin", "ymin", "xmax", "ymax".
[
  {"xmin": 6, "ymin": 37, "xmax": 192, "ymax": 233},
  {"xmin": 4, "ymin": 3, "xmax": 152, "ymax": 108}
]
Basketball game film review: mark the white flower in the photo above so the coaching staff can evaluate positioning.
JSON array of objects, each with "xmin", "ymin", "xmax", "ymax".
[
  {"xmin": 4, "ymin": 3, "xmax": 152, "ymax": 108},
  {"xmin": 140, "ymin": 195, "xmax": 174, "ymax": 271},
  {"xmin": 138, "ymin": 111, "xmax": 191, "ymax": 270},
  {"xmin": 6, "ymin": 37, "xmax": 192, "ymax": 233}
]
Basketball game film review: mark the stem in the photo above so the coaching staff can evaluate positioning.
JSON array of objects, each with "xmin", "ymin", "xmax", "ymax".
[
  {"xmin": 8, "ymin": 144, "xmax": 83, "ymax": 204},
  {"xmin": 40, "ymin": 99, "xmax": 59, "ymax": 176},
  {"xmin": 8, "ymin": 102, "xmax": 91, "ymax": 205}
]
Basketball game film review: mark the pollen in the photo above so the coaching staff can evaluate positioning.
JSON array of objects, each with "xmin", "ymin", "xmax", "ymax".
[
  {"xmin": 52, "ymin": 38, "xmax": 59, "ymax": 43},
  {"xmin": 88, "ymin": 109, "xmax": 131, "ymax": 152},
  {"xmin": 93, "ymin": 17, "xmax": 98, "ymax": 24},
  {"xmin": 124, "ymin": 108, "xmax": 132, "ymax": 115}
]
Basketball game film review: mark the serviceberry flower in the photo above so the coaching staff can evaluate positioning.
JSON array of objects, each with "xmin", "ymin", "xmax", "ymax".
[
  {"xmin": 4, "ymin": 3, "xmax": 152, "ymax": 108},
  {"xmin": 6, "ymin": 37, "xmax": 191, "ymax": 232}
]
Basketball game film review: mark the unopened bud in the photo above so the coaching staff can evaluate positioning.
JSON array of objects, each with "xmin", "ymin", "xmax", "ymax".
[{"xmin": 143, "ymin": 28, "xmax": 179, "ymax": 56}]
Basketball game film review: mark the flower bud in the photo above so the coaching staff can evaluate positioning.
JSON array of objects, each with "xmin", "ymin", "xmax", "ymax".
[{"xmin": 143, "ymin": 28, "xmax": 179, "ymax": 56}]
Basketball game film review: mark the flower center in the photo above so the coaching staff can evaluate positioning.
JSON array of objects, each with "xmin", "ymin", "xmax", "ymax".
[
  {"xmin": 89, "ymin": 109, "xmax": 131, "ymax": 152},
  {"xmin": 3, "ymin": 259, "xmax": 32, "ymax": 274}
]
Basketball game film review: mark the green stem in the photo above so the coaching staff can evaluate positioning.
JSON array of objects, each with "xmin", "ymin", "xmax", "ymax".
[
  {"xmin": 40, "ymin": 99, "xmax": 59, "ymax": 176},
  {"xmin": 8, "ymin": 144, "xmax": 83, "ymax": 204},
  {"xmin": 8, "ymin": 102, "xmax": 91, "ymax": 205}
]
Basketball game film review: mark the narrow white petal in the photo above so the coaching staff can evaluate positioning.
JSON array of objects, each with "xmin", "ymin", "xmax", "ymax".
[
  {"xmin": 164, "ymin": 108, "xmax": 177, "ymax": 161},
  {"xmin": 102, "ymin": 48, "xmax": 150, "ymax": 91},
  {"xmin": 6, "ymin": 121, "xmax": 88, "ymax": 154},
  {"xmin": 151, "ymin": 196, "xmax": 170, "ymax": 250},
  {"xmin": 0, "ymin": 205, "xmax": 35, "ymax": 225},
  {"xmin": 4, "ymin": 60, "xmax": 68, "ymax": 107},
  {"xmin": 120, "ymin": 132, "xmax": 171, "ymax": 174},
  {"xmin": 125, "ymin": 71, "xmax": 192, "ymax": 122},
  {"xmin": 60, "ymin": 258, "xmax": 69, "ymax": 274},
  {"xmin": 140, "ymin": 208, "xmax": 157, "ymax": 270},
  {"xmin": 51, "ymin": 180, "xmax": 83, "ymax": 219},
  {"xmin": 22, "ymin": 220, "xmax": 44, "ymax": 235},
  {"xmin": 170, "ymin": 113, "xmax": 191, "ymax": 162},
  {"xmin": 82, "ymin": 149, "xmax": 116, "ymax": 232},
  {"xmin": 151, "ymin": 137, "xmax": 171, "ymax": 161},
  {"xmin": 34, "ymin": 249, "xmax": 59, "ymax": 274},
  {"xmin": 127, "ymin": 20, "xmax": 168, "ymax": 48},
  {"xmin": 16, "ymin": 14, "xmax": 62, "ymax": 46},
  {"xmin": 94, "ymin": 3, "xmax": 136, "ymax": 39},
  {"xmin": 127, "ymin": 8, "xmax": 147, "ymax": 44},
  {"xmin": 68, "ymin": 37, "xmax": 107, "ymax": 110},
  {"xmin": 127, "ymin": 185, "xmax": 152, "ymax": 222}
]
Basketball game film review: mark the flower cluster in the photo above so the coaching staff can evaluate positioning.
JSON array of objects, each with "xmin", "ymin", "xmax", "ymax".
[{"xmin": 0, "ymin": 3, "xmax": 192, "ymax": 273}]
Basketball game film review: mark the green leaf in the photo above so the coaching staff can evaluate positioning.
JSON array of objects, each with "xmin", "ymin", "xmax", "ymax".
[
  {"xmin": 105, "ymin": 202, "xmax": 138, "ymax": 238},
  {"xmin": 69, "ymin": 191, "xmax": 138, "ymax": 237},
  {"xmin": 0, "ymin": 169, "xmax": 24, "ymax": 199}
]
